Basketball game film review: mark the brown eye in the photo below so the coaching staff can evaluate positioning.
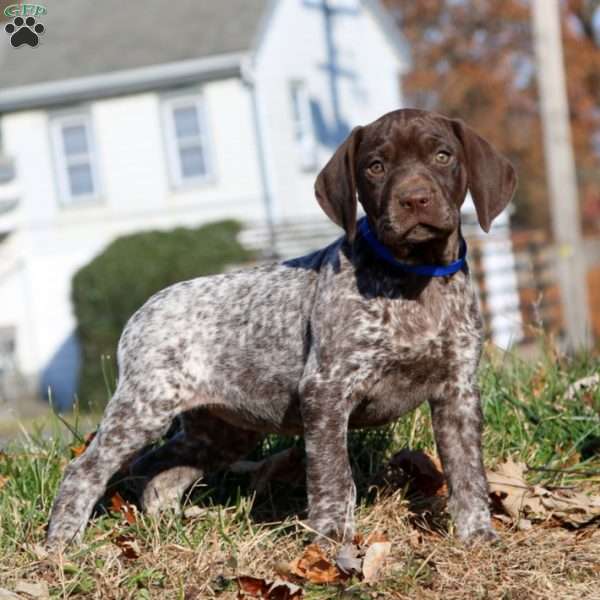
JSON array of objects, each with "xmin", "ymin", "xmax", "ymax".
[
  {"xmin": 435, "ymin": 151, "xmax": 452, "ymax": 165},
  {"xmin": 368, "ymin": 161, "xmax": 384, "ymax": 175}
]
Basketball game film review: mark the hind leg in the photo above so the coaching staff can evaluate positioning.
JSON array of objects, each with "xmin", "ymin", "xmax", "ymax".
[
  {"xmin": 129, "ymin": 409, "xmax": 263, "ymax": 514},
  {"xmin": 46, "ymin": 379, "xmax": 180, "ymax": 548}
]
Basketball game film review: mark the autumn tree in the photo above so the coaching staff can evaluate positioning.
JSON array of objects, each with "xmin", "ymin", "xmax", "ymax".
[{"xmin": 384, "ymin": 0, "xmax": 600, "ymax": 233}]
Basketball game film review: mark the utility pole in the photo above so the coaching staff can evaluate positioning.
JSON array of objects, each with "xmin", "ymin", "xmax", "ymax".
[{"xmin": 531, "ymin": 0, "xmax": 591, "ymax": 349}]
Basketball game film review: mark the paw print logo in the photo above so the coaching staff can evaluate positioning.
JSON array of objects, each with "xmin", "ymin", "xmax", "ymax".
[{"xmin": 4, "ymin": 16, "xmax": 45, "ymax": 48}]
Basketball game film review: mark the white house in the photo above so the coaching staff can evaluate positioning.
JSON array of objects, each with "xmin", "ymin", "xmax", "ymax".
[{"xmin": 0, "ymin": 0, "xmax": 409, "ymax": 408}]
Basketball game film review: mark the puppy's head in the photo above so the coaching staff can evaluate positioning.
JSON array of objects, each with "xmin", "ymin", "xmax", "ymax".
[{"xmin": 315, "ymin": 109, "xmax": 517, "ymax": 255}]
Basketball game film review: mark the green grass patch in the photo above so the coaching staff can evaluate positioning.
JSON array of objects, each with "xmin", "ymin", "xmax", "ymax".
[{"xmin": 0, "ymin": 344, "xmax": 599, "ymax": 598}]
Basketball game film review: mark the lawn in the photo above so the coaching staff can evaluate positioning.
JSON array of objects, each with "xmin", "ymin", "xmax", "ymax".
[{"xmin": 0, "ymin": 341, "xmax": 599, "ymax": 599}]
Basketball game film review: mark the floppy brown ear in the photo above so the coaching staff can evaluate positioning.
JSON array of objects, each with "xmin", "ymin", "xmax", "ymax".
[
  {"xmin": 315, "ymin": 126, "xmax": 363, "ymax": 241},
  {"xmin": 451, "ymin": 119, "xmax": 517, "ymax": 232}
]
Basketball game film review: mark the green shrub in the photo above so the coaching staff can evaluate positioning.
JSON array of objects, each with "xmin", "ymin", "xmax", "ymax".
[{"xmin": 72, "ymin": 220, "xmax": 254, "ymax": 409}]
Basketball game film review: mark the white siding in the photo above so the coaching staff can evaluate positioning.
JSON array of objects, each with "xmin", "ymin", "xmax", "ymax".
[
  {"xmin": 253, "ymin": 0, "xmax": 405, "ymax": 223},
  {"xmin": 0, "ymin": 0, "xmax": 409, "ymax": 406},
  {"xmin": 0, "ymin": 79, "xmax": 264, "ymax": 404}
]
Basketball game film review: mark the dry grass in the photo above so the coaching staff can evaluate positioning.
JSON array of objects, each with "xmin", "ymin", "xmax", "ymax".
[
  {"xmin": 1, "ymin": 491, "xmax": 600, "ymax": 599},
  {"xmin": 1, "ymin": 344, "xmax": 600, "ymax": 598}
]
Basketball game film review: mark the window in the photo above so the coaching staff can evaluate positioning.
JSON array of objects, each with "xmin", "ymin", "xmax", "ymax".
[
  {"xmin": 163, "ymin": 96, "xmax": 212, "ymax": 187},
  {"xmin": 51, "ymin": 114, "xmax": 100, "ymax": 205},
  {"xmin": 289, "ymin": 81, "xmax": 317, "ymax": 171}
]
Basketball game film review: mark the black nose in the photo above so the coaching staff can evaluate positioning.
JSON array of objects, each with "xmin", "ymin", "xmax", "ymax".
[{"xmin": 396, "ymin": 188, "xmax": 432, "ymax": 211}]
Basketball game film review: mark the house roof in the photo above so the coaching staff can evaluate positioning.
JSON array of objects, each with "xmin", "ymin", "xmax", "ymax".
[
  {"xmin": 0, "ymin": 0, "xmax": 406, "ymax": 112},
  {"xmin": 0, "ymin": 0, "xmax": 270, "ymax": 89}
]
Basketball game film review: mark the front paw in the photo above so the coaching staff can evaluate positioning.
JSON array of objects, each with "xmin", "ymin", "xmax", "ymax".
[{"xmin": 452, "ymin": 503, "xmax": 496, "ymax": 545}]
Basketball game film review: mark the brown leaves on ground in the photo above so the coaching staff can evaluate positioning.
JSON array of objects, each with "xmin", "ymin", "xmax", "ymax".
[
  {"xmin": 112, "ymin": 534, "xmax": 141, "ymax": 560},
  {"xmin": 377, "ymin": 450, "xmax": 600, "ymax": 533},
  {"xmin": 361, "ymin": 537, "xmax": 393, "ymax": 583},
  {"xmin": 236, "ymin": 576, "xmax": 302, "ymax": 599},
  {"xmin": 109, "ymin": 491, "xmax": 137, "ymax": 526},
  {"xmin": 286, "ymin": 543, "xmax": 346, "ymax": 584},
  {"xmin": 487, "ymin": 458, "xmax": 600, "ymax": 529},
  {"xmin": 236, "ymin": 531, "xmax": 392, "ymax": 597},
  {"xmin": 565, "ymin": 373, "xmax": 600, "ymax": 401},
  {"xmin": 70, "ymin": 431, "xmax": 96, "ymax": 458},
  {"xmin": 280, "ymin": 532, "xmax": 392, "ymax": 586}
]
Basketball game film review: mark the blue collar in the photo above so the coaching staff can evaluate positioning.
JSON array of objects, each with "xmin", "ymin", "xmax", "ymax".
[{"xmin": 356, "ymin": 217, "xmax": 467, "ymax": 277}]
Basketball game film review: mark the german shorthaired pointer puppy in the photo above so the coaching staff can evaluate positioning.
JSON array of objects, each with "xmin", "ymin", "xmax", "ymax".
[{"xmin": 47, "ymin": 108, "xmax": 516, "ymax": 548}]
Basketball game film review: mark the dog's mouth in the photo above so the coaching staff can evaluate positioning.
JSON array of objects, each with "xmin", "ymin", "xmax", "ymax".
[
  {"xmin": 379, "ymin": 221, "xmax": 448, "ymax": 246},
  {"xmin": 403, "ymin": 224, "xmax": 446, "ymax": 244}
]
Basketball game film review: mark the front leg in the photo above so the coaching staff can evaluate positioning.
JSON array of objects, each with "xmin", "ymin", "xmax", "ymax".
[
  {"xmin": 429, "ymin": 383, "xmax": 495, "ymax": 544},
  {"xmin": 301, "ymin": 377, "xmax": 356, "ymax": 543}
]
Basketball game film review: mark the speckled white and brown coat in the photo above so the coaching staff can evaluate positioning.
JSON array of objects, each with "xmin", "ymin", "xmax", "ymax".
[{"xmin": 47, "ymin": 109, "xmax": 517, "ymax": 548}]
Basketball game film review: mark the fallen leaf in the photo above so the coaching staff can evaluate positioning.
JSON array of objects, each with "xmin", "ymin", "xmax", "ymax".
[
  {"xmin": 487, "ymin": 459, "xmax": 545, "ymax": 522},
  {"xmin": 237, "ymin": 576, "xmax": 269, "ymax": 597},
  {"xmin": 288, "ymin": 544, "xmax": 345, "ymax": 584},
  {"xmin": 536, "ymin": 487, "xmax": 600, "ymax": 526},
  {"xmin": 365, "ymin": 530, "xmax": 389, "ymax": 545},
  {"xmin": 565, "ymin": 373, "xmax": 600, "ymax": 401},
  {"xmin": 487, "ymin": 459, "xmax": 600, "ymax": 527},
  {"xmin": 362, "ymin": 541, "xmax": 392, "ymax": 583},
  {"xmin": 265, "ymin": 580, "xmax": 302, "ymax": 600},
  {"xmin": 337, "ymin": 532, "xmax": 392, "ymax": 583},
  {"xmin": 491, "ymin": 513, "xmax": 512, "ymax": 527},
  {"xmin": 15, "ymin": 580, "xmax": 49, "ymax": 599},
  {"xmin": 289, "ymin": 532, "xmax": 393, "ymax": 586},
  {"xmin": 236, "ymin": 576, "xmax": 302, "ymax": 599},
  {"xmin": 110, "ymin": 492, "xmax": 137, "ymax": 525},
  {"xmin": 581, "ymin": 391, "xmax": 595, "ymax": 407},
  {"xmin": 335, "ymin": 544, "xmax": 362, "ymax": 576},
  {"xmin": 113, "ymin": 534, "xmax": 141, "ymax": 559},
  {"xmin": 70, "ymin": 431, "xmax": 96, "ymax": 458},
  {"xmin": 0, "ymin": 475, "xmax": 8, "ymax": 491},
  {"xmin": 70, "ymin": 445, "xmax": 86, "ymax": 458}
]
